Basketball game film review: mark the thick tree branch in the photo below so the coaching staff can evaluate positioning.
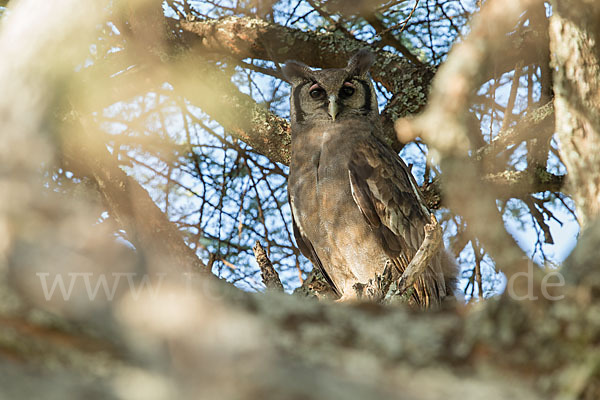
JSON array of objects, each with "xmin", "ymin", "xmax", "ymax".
[
  {"xmin": 550, "ymin": 0, "xmax": 600, "ymax": 228},
  {"xmin": 180, "ymin": 16, "xmax": 436, "ymax": 147},
  {"xmin": 81, "ymin": 11, "xmax": 557, "ymax": 170},
  {"xmin": 476, "ymin": 101, "xmax": 555, "ymax": 162},
  {"xmin": 179, "ymin": 16, "xmax": 429, "ymax": 98},
  {"xmin": 485, "ymin": 168, "xmax": 565, "ymax": 198},
  {"xmin": 421, "ymin": 167, "xmax": 565, "ymax": 210}
]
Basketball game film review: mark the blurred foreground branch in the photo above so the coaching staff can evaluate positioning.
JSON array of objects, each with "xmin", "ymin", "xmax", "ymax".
[
  {"xmin": 395, "ymin": 0, "xmax": 547, "ymax": 277},
  {"xmin": 61, "ymin": 118, "xmax": 207, "ymax": 274},
  {"xmin": 550, "ymin": 0, "xmax": 600, "ymax": 228}
]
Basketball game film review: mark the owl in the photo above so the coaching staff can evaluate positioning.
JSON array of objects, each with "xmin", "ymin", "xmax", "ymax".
[{"xmin": 283, "ymin": 49, "xmax": 457, "ymax": 307}]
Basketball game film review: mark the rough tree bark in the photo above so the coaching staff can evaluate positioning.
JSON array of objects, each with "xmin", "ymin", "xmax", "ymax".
[{"xmin": 549, "ymin": 0, "xmax": 600, "ymax": 228}]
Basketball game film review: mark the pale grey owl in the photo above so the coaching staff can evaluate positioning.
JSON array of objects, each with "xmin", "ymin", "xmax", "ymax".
[{"xmin": 283, "ymin": 49, "xmax": 457, "ymax": 307}]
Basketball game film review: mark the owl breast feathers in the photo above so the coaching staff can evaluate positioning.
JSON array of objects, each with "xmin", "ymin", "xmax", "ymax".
[{"xmin": 283, "ymin": 49, "xmax": 457, "ymax": 307}]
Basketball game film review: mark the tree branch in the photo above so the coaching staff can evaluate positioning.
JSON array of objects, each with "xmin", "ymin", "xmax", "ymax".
[
  {"xmin": 485, "ymin": 168, "xmax": 565, "ymax": 198},
  {"xmin": 395, "ymin": 214, "xmax": 443, "ymax": 294},
  {"xmin": 253, "ymin": 241, "xmax": 284, "ymax": 291},
  {"xmin": 476, "ymin": 101, "xmax": 555, "ymax": 162},
  {"xmin": 550, "ymin": 0, "xmax": 600, "ymax": 228},
  {"xmin": 364, "ymin": 12, "xmax": 424, "ymax": 67},
  {"xmin": 61, "ymin": 117, "xmax": 208, "ymax": 274},
  {"xmin": 179, "ymin": 16, "xmax": 436, "ymax": 147},
  {"xmin": 170, "ymin": 60, "xmax": 293, "ymax": 164},
  {"xmin": 395, "ymin": 0, "xmax": 547, "ymax": 277}
]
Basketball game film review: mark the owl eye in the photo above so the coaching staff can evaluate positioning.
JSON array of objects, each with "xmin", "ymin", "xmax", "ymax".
[
  {"xmin": 340, "ymin": 82, "xmax": 355, "ymax": 97},
  {"xmin": 309, "ymin": 84, "xmax": 326, "ymax": 100}
]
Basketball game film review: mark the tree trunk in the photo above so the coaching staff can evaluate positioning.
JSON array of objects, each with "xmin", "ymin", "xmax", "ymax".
[{"xmin": 550, "ymin": 0, "xmax": 600, "ymax": 228}]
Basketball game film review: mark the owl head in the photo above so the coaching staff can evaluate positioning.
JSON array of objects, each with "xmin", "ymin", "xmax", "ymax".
[{"xmin": 282, "ymin": 49, "xmax": 379, "ymax": 126}]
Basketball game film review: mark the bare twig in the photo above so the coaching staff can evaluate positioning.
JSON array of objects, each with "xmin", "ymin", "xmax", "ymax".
[
  {"xmin": 253, "ymin": 241, "xmax": 284, "ymax": 291},
  {"xmin": 472, "ymin": 240, "xmax": 485, "ymax": 298},
  {"xmin": 524, "ymin": 197, "xmax": 554, "ymax": 244},
  {"xmin": 220, "ymin": 258, "xmax": 239, "ymax": 270},
  {"xmin": 366, "ymin": 3, "xmax": 424, "ymax": 67},
  {"xmin": 375, "ymin": 0, "xmax": 420, "ymax": 38},
  {"xmin": 500, "ymin": 61, "xmax": 523, "ymax": 131}
]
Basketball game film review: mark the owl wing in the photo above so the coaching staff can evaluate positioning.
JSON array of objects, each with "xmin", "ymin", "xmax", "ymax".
[
  {"xmin": 348, "ymin": 137, "xmax": 445, "ymax": 305},
  {"xmin": 289, "ymin": 199, "xmax": 341, "ymax": 297}
]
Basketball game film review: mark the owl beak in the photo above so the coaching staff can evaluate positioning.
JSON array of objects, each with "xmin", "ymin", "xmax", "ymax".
[{"xmin": 328, "ymin": 95, "xmax": 339, "ymax": 121}]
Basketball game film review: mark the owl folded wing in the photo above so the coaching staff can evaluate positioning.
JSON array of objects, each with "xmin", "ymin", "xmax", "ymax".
[
  {"xmin": 289, "ymin": 199, "xmax": 341, "ymax": 296},
  {"xmin": 348, "ymin": 138, "xmax": 432, "ymax": 271}
]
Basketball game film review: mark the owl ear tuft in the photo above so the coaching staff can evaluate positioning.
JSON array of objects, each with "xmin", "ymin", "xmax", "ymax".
[
  {"xmin": 282, "ymin": 60, "xmax": 314, "ymax": 84},
  {"xmin": 346, "ymin": 48, "xmax": 375, "ymax": 77}
]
